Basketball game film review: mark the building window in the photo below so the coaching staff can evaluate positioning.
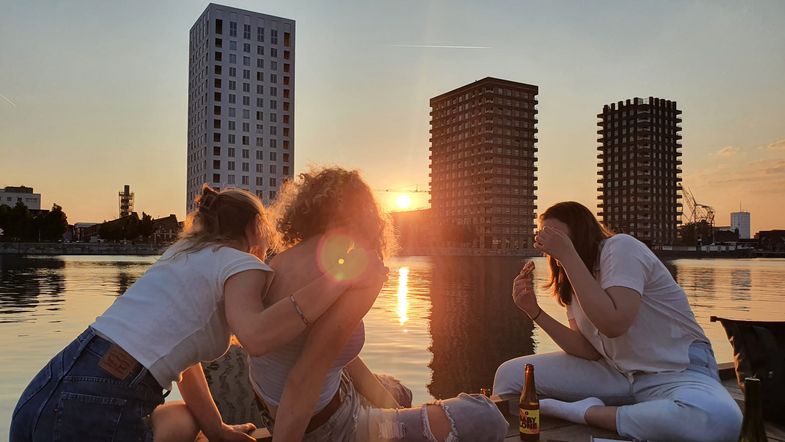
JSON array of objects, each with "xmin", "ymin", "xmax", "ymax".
[
  {"xmin": 215, "ymin": 51, "xmax": 222, "ymax": 62},
  {"xmin": 242, "ymin": 135, "xmax": 249, "ymax": 145},
  {"xmin": 242, "ymin": 162, "xmax": 249, "ymax": 172},
  {"xmin": 228, "ymin": 147, "xmax": 235, "ymax": 157},
  {"xmin": 270, "ymin": 152, "xmax": 277, "ymax": 161},
  {"xmin": 257, "ymin": 27, "xmax": 264, "ymax": 42},
  {"xmin": 229, "ymin": 40, "xmax": 237, "ymax": 50},
  {"xmin": 229, "ymin": 94, "xmax": 236, "ymax": 104},
  {"xmin": 214, "ymin": 65, "xmax": 222, "ymax": 75},
  {"xmin": 229, "ymin": 67, "xmax": 236, "ymax": 77},
  {"xmin": 256, "ymin": 72, "xmax": 263, "ymax": 81},
  {"xmin": 214, "ymin": 78, "xmax": 222, "ymax": 88},
  {"xmin": 213, "ymin": 105, "xmax": 221, "ymax": 115},
  {"xmin": 271, "ymin": 48, "xmax": 277, "ymax": 58},
  {"xmin": 256, "ymin": 59, "xmax": 263, "ymax": 69},
  {"xmin": 213, "ymin": 160, "xmax": 220, "ymax": 168},
  {"xmin": 229, "ymin": 80, "xmax": 236, "ymax": 90},
  {"xmin": 256, "ymin": 177, "xmax": 264, "ymax": 186},
  {"xmin": 243, "ymin": 24, "xmax": 251, "ymax": 39},
  {"xmin": 271, "ymin": 30, "xmax": 278, "ymax": 44},
  {"xmin": 242, "ymin": 176, "xmax": 249, "ymax": 185},
  {"xmin": 256, "ymin": 151, "xmax": 263, "ymax": 160},
  {"xmin": 283, "ymin": 50, "xmax": 290, "ymax": 60},
  {"xmin": 213, "ymin": 146, "xmax": 221, "ymax": 155},
  {"xmin": 213, "ymin": 119, "xmax": 221, "ymax": 129},
  {"xmin": 229, "ymin": 21, "xmax": 237, "ymax": 37},
  {"xmin": 228, "ymin": 161, "xmax": 235, "ymax": 171},
  {"xmin": 215, "ymin": 37, "xmax": 222, "ymax": 48},
  {"xmin": 214, "ymin": 92, "xmax": 221, "ymax": 101},
  {"xmin": 243, "ymin": 83, "xmax": 250, "ymax": 92},
  {"xmin": 243, "ymin": 56, "xmax": 250, "ymax": 66},
  {"xmin": 269, "ymin": 164, "xmax": 277, "ymax": 173},
  {"xmin": 270, "ymin": 74, "xmax": 277, "ymax": 84},
  {"xmin": 229, "ymin": 54, "xmax": 236, "ymax": 64},
  {"xmin": 243, "ymin": 96, "xmax": 250, "ymax": 106},
  {"xmin": 228, "ymin": 134, "xmax": 236, "ymax": 144},
  {"xmin": 284, "ymin": 32, "xmax": 291, "ymax": 47},
  {"xmin": 228, "ymin": 174, "xmax": 235, "ymax": 184},
  {"xmin": 269, "ymin": 191, "xmax": 276, "ymax": 200},
  {"xmin": 215, "ymin": 19, "xmax": 223, "ymax": 35},
  {"xmin": 213, "ymin": 173, "xmax": 220, "ymax": 183},
  {"xmin": 257, "ymin": 45, "xmax": 264, "ymax": 56},
  {"xmin": 213, "ymin": 133, "xmax": 221, "ymax": 142}
]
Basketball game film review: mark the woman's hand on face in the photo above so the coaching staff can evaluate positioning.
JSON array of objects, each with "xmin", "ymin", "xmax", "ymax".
[
  {"xmin": 512, "ymin": 261, "xmax": 539, "ymax": 318},
  {"xmin": 534, "ymin": 226, "xmax": 576, "ymax": 262}
]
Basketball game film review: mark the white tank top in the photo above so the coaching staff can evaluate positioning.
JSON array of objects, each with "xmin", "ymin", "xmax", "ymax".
[{"xmin": 92, "ymin": 241, "xmax": 272, "ymax": 389}]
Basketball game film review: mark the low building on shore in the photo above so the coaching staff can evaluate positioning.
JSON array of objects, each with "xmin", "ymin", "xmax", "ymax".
[{"xmin": 0, "ymin": 186, "xmax": 41, "ymax": 210}]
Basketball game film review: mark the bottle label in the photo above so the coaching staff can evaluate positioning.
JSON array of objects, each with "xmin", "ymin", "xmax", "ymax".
[{"xmin": 519, "ymin": 409, "xmax": 540, "ymax": 434}]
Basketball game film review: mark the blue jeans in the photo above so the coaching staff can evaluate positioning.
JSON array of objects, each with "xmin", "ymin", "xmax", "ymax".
[{"xmin": 10, "ymin": 327, "xmax": 166, "ymax": 442}]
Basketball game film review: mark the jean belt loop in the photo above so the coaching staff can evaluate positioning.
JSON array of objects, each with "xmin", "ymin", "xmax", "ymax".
[
  {"xmin": 128, "ymin": 366, "xmax": 148, "ymax": 388},
  {"xmin": 76, "ymin": 327, "xmax": 97, "ymax": 354}
]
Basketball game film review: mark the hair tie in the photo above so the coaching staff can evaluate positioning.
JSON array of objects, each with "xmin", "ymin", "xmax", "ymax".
[{"xmin": 200, "ymin": 192, "xmax": 218, "ymax": 212}]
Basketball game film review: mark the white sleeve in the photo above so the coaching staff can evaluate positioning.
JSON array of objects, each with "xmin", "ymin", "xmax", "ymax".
[
  {"xmin": 219, "ymin": 248, "xmax": 273, "ymax": 290},
  {"xmin": 598, "ymin": 235, "xmax": 649, "ymax": 295}
]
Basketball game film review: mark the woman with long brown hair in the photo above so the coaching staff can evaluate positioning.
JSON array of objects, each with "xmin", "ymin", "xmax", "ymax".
[
  {"xmin": 493, "ymin": 201, "xmax": 742, "ymax": 442},
  {"xmin": 250, "ymin": 167, "xmax": 508, "ymax": 442},
  {"xmin": 10, "ymin": 185, "xmax": 377, "ymax": 442}
]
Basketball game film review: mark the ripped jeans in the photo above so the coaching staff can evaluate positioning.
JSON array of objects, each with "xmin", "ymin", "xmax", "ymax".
[{"xmin": 267, "ymin": 371, "xmax": 508, "ymax": 441}]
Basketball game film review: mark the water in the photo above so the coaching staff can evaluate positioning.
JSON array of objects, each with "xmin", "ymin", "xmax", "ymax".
[{"xmin": 2, "ymin": 254, "xmax": 784, "ymax": 435}]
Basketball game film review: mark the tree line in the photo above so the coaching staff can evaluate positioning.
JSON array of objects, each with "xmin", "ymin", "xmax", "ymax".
[{"xmin": 0, "ymin": 202, "xmax": 68, "ymax": 241}]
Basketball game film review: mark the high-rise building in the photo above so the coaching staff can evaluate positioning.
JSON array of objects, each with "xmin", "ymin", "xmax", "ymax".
[
  {"xmin": 429, "ymin": 77, "xmax": 538, "ymax": 252},
  {"xmin": 597, "ymin": 97, "xmax": 682, "ymax": 246},
  {"xmin": 731, "ymin": 211, "xmax": 751, "ymax": 239},
  {"xmin": 119, "ymin": 184, "xmax": 134, "ymax": 217},
  {"xmin": 0, "ymin": 186, "xmax": 41, "ymax": 210},
  {"xmin": 187, "ymin": 4, "xmax": 295, "ymax": 212}
]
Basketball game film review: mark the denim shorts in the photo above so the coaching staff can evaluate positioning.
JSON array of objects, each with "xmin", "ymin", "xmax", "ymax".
[{"xmin": 9, "ymin": 327, "xmax": 166, "ymax": 442}]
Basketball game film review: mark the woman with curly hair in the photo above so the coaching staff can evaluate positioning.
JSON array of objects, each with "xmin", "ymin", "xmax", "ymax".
[
  {"xmin": 10, "ymin": 185, "xmax": 375, "ymax": 442},
  {"xmin": 252, "ymin": 167, "xmax": 508, "ymax": 442}
]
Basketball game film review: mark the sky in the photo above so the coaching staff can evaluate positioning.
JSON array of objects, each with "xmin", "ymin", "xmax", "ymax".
[{"xmin": 1, "ymin": 0, "xmax": 784, "ymax": 233}]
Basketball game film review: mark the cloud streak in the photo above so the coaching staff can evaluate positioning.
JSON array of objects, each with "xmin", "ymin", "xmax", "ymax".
[
  {"xmin": 0, "ymin": 93, "xmax": 16, "ymax": 108},
  {"xmin": 388, "ymin": 44, "xmax": 491, "ymax": 49}
]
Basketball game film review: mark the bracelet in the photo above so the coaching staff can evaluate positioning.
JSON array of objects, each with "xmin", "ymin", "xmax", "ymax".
[
  {"xmin": 289, "ymin": 295, "xmax": 311, "ymax": 327},
  {"xmin": 529, "ymin": 306, "xmax": 543, "ymax": 322}
]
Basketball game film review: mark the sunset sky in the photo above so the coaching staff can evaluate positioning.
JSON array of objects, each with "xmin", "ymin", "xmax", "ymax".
[{"xmin": 1, "ymin": 0, "xmax": 784, "ymax": 233}]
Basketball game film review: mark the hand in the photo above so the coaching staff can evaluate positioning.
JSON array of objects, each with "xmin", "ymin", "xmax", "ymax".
[
  {"xmin": 353, "ymin": 255, "xmax": 389, "ymax": 291},
  {"xmin": 512, "ymin": 261, "xmax": 540, "ymax": 318},
  {"xmin": 534, "ymin": 226, "xmax": 576, "ymax": 262},
  {"xmin": 206, "ymin": 422, "xmax": 256, "ymax": 442}
]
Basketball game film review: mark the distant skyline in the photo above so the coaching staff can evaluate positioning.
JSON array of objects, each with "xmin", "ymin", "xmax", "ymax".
[{"xmin": 1, "ymin": 0, "xmax": 784, "ymax": 233}]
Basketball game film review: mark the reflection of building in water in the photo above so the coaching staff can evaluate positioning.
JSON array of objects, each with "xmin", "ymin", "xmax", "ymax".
[
  {"xmin": 427, "ymin": 257, "xmax": 534, "ymax": 399},
  {"xmin": 0, "ymin": 256, "xmax": 65, "ymax": 322},
  {"xmin": 730, "ymin": 269, "xmax": 752, "ymax": 301}
]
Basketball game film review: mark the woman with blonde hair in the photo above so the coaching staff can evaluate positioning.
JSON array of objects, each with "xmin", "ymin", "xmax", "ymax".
[
  {"xmin": 10, "ymin": 185, "xmax": 378, "ymax": 442},
  {"xmin": 251, "ymin": 167, "xmax": 509, "ymax": 442}
]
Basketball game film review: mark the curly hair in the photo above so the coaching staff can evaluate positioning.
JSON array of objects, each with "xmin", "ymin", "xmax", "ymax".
[
  {"xmin": 175, "ymin": 184, "xmax": 280, "ymax": 258},
  {"xmin": 272, "ymin": 167, "xmax": 395, "ymax": 259}
]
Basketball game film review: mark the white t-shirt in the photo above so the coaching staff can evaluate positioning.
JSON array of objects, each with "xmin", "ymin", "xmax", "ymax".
[
  {"xmin": 567, "ymin": 234, "xmax": 708, "ymax": 376},
  {"xmin": 92, "ymin": 241, "xmax": 272, "ymax": 389}
]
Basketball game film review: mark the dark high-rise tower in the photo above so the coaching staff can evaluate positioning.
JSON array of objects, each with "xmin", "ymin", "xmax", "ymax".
[
  {"xmin": 429, "ymin": 77, "xmax": 538, "ymax": 252},
  {"xmin": 597, "ymin": 97, "xmax": 682, "ymax": 246}
]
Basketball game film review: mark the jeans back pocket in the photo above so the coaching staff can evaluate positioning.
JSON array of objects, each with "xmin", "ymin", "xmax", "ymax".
[{"xmin": 53, "ymin": 392, "xmax": 127, "ymax": 442}]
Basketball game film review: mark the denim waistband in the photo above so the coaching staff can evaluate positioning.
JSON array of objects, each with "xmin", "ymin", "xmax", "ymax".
[{"xmin": 81, "ymin": 327, "xmax": 164, "ymax": 391}]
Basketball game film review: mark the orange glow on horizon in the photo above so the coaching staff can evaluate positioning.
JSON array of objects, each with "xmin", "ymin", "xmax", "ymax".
[{"xmin": 396, "ymin": 194, "xmax": 412, "ymax": 210}]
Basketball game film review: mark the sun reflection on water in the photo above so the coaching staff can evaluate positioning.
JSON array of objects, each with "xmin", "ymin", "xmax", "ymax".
[{"xmin": 397, "ymin": 266, "xmax": 410, "ymax": 327}]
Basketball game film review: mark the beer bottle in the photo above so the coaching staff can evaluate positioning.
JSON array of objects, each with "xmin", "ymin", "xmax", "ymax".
[
  {"xmin": 738, "ymin": 377, "xmax": 767, "ymax": 442},
  {"xmin": 519, "ymin": 363, "xmax": 540, "ymax": 441}
]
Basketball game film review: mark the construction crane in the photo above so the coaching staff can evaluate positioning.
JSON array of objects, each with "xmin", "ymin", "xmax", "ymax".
[
  {"xmin": 374, "ymin": 186, "xmax": 429, "ymax": 194},
  {"xmin": 681, "ymin": 185, "xmax": 715, "ymax": 245}
]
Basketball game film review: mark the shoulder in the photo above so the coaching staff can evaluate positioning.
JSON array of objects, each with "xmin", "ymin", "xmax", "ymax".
[
  {"xmin": 603, "ymin": 234, "xmax": 648, "ymax": 255},
  {"xmin": 214, "ymin": 245, "xmax": 273, "ymax": 272}
]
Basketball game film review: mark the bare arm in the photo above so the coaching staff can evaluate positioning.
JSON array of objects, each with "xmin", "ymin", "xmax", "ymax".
[
  {"xmin": 224, "ymin": 269, "xmax": 350, "ymax": 357},
  {"xmin": 512, "ymin": 262, "xmax": 601, "ymax": 360},
  {"xmin": 345, "ymin": 357, "xmax": 400, "ymax": 408},
  {"xmin": 178, "ymin": 363, "xmax": 255, "ymax": 441},
  {"xmin": 535, "ymin": 227, "xmax": 642, "ymax": 338},
  {"xmin": 272, "ymin": 262, "xmax": 388, "ymax": 442}
]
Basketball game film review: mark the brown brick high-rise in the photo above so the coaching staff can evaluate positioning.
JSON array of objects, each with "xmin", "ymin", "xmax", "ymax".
[
  {"xmin": 429, "ymin": 77, "xmax": 538, "ymax": 252},
  {"xmin": 597, "ymin": 97, "xmax": 683, "ymax": 246}
]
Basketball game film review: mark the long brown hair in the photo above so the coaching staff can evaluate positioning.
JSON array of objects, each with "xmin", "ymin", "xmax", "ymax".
[
  {"xmin": 175, "ymin": 184, "xmax": 279, "ymax": 258},
  {"xmin": 541, "ymin": 201, "xmax": 614, "ymax": 306},
  {"xmin": 272, "ymin": 167, "xmax": 395, "ymax": 259}
]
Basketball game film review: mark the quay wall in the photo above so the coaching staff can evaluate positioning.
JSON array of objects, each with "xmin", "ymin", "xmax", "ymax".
[{"xmin": 0, "ymin": 242, "xmax": 165, "ymax": 256}]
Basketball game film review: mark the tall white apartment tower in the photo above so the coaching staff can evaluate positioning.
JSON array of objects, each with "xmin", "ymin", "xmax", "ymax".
[
  {"xmin": 731, "ymin": 211, "xmax": 751, "ymax": 239},
  {"xmin": 187, "ymin": 3, "xmax": 295, "ymax": 212}
]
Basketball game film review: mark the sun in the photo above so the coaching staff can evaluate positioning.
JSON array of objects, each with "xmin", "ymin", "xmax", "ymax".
[{"xmin": 395, "ymin": 194, "xmax": 412, "ymax": 210}]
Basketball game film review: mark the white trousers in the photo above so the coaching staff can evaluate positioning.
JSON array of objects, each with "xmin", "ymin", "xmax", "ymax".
[{"xmin": 492, "ymin": 342, "xmax": 742, "ymax": 442}]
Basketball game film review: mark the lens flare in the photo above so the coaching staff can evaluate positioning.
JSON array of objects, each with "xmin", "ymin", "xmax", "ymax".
[{"xmin": 317, "ymin": 231, "xmax": 369, "ymax": 282}]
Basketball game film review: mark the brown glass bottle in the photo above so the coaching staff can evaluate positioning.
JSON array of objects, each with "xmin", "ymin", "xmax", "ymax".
[
  {"xmin": 738, "ymin": 377, "xmax": 767, "ymax": 442},
  {"xmin": 519, "ymin": 363, "xmax": 540, "ymax": 441}
]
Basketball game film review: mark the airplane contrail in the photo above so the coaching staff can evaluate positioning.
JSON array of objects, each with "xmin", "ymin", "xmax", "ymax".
[
  {"xmin": 389, "ymin": 44, "xmax": 491, "ymax": 49},
  {"xmin": 0, "ymin": 94, "xmax": 16, "ymax": 108}
]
